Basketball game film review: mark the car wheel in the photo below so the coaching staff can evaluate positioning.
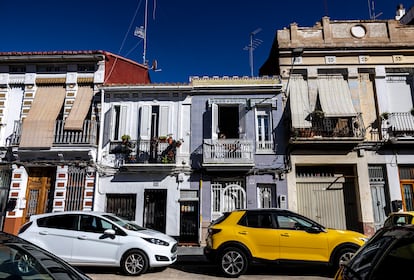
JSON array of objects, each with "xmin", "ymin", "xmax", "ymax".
[
  {"xmin": 219, "ymin": 247, "xmax": 248, "ymax": 278},
  {"xmin": 120, "ymin": 249, "xmax": 148, "ymax": 276},
  {"xmin": 15, "ymin": 254, "xmax": 36, "ymax": 275},
  {"xmin": 333, "ymin": 247, "xmax": 357, "ymax": 269}
]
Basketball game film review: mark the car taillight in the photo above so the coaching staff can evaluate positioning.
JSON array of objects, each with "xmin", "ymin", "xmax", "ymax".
[
  {"xmin": 18, "ymin": 221, "xmax": 32, "ymax": 234},
  {"xmin": 208, "ymin": 228, "xmax": 222, "ymax": 235}
]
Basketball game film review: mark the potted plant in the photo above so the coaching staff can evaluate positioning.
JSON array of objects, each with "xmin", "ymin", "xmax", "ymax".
[
  {"xmin": 381, "ymin": 112, "xmax": 389, "ymax": 120},
  {"xmin": 158, "ymin": 136, "xmax": 167, "ymax": 143},
  {"xmin": 410, "ymin": 108, "xmax": 414, "ymax": 116},
  {"xmin": 312, "ymin": 110, "xmax": 325, "ymax": 119},
  {"xmin": 121, "ymin": 134, "xmax": 131, "ymax": 143}
]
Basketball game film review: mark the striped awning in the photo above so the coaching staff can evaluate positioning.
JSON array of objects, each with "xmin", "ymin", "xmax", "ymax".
[
  {"xmin": 317, "ymin": 75, "xmax": 357, "ymax": 117},
  {"xmin": 19, "ymin": 86, "xmax": 66, "ymax": 148},
  {"xmin": 289, "ymin": 76, "xmax": 312, "ymax": 128},
  {"xmin": 390, "ymin": 113, "xmax": 414, "ymax": 131},
  {"xmin": 64, "ymin": 86, "xmax": 94, "ymax": 130}
]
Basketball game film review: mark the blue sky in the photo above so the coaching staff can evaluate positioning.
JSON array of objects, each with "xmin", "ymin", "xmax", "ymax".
[{"xmin": 0, "ymin": 1, "xmax": 408, "ymax": 83}]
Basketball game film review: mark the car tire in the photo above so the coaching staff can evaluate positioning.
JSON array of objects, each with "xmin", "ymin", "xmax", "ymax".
[
  {"xmin": 333, "ymin": 247, "xmax": 357, "ymax": 270},
  {"xmin": 120, "ymin": 249, "xmax": 149, "ymax": 276},
  {"xmin": 219, "ymin": 247, "xmax": 248, "ymax": 278}
]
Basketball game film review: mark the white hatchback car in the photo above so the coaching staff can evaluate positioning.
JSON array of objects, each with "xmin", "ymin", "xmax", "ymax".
[{"xmin": 18, "ymin": 211, "xmax": 178, "ymax": 276}]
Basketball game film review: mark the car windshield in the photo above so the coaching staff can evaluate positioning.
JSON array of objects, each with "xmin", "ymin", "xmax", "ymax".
[{"xmin": 102, "ymin": 214, "xmax": 146, "ymax": 231}]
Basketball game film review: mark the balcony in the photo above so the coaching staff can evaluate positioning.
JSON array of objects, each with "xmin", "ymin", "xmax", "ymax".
[
  {"xmin": 109, "ymin": 137, "xmax": 182, "ymax": 171},
  {"xmin": 290, "ymin": 114, "xmax": 365, "ymax": 146},
  {"xmin": 6, "ymin": 120, "xmax": 98, "ymax": 162},
  {"xmin": 7, "ymin": 120, "xmax": 98, "ymax": 146},
  {"xmin": 382, "ymin": 112, "xmax": 414, "ymax": 143},
  {"xmin": 202, "ymin": 139, "xmax": 254, "ymax": 171}
]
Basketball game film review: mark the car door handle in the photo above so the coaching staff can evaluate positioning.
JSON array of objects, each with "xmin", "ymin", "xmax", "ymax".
[
  {"xmin": 238, "ymin": 231, "xmax": 248, "ymax": 235},
  {"xmin": 280, "ymin": 233, "xmax": 290, "ymax": 237},
  {"xmin": 77, "ymin": 235, "xmax": 88, "ymax": 240},
  {"xmin": 39, "ymin": 231, "xmax": 48, "ymax": 235}
]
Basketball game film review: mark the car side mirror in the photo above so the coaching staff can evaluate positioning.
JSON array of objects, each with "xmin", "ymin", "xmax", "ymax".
[
  {"xmin": 100, "ymin": 229, "xmax": 116, "ymax": 239},
  {"xmin": 305, "ymin": 226, "xmax": 322, "ymax": 234}
]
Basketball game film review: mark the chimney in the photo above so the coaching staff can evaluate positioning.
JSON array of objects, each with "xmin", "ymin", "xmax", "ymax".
[{"xmin": 395, "ymin": 3, "xmax": 406, "ymax": 20}]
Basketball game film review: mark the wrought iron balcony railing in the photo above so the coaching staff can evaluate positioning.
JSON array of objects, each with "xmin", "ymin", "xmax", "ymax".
[
  {"xmin": 7, "ymin": 120, "xmax": 98, "ymax": 146},
  {"xmin": 290, "ymin": 114, "xmax": 365, "ymax": 140},
  {"xmin": 109, "ymin": 138, "xmax": 180, "ymax": 164}
]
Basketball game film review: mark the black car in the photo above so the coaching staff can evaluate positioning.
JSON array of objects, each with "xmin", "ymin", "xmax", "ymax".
[
  {"xmin": 334, "ymin": 224, "xmax": 414, "ymax": 280},
  {"xmin": 0, "ymin": 231, "xmax": 92, "ymax": 280}
]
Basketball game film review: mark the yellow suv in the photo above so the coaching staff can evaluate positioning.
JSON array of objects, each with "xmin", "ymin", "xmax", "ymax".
[{"xmin": 204, "ymin": 209, "xmax": 368, "ymax": 277}]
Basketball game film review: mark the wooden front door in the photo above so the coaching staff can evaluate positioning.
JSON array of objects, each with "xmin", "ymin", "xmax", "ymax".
[{"xmin": 23, "ymin": 168, "xmax": 55, "ymax": 223}]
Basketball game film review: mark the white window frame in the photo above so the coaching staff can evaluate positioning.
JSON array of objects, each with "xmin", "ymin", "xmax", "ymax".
[{"xmin": 255, "ymin": 106, "xmax": 273, "ymax": 153}]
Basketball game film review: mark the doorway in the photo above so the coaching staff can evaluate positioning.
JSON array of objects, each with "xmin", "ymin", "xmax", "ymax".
[
  {"xmin": 24, "ymin": 167, "xmax": 55, "ymax": 223},
  {"xmin": 143, "ymin": 189, "xmax": 167, "ymax": 233}
]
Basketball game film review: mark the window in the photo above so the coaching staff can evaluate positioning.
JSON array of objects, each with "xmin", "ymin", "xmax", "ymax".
[
  {"xmin": 257, "ymin": 184, "xmax": 276, "ymax": 208},
  {"xmin": 112, "ymin": 105, "xmax": 127, "ymax": 141},
  {"xmin": 255, "ymin": 106, "xmax": 273, "ymax": 152},
  {"xmin": 239, "ymin": 212, "xmax": 273, "ymax": 229},
  {"xmin": 106, "ymin": 194, "xmax": 136, "ymax": 221},
  {"xmin": 37, "ymin": 214, "xmax": 78, "ymax": 231},
  {"xmin": 274, "ymin": 212, "xmax": 313, "ymax": 230},
  {"xmin": 65, "ymin": 166, "xmax": 86, "ymax": 211},
  {"xmin": 211, "ymin": 181, "xmax": 246, "ymax": 221}
]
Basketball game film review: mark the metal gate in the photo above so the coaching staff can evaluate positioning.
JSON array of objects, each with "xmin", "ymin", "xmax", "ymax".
[
  {"xmin": 143, "ymin": 189, "xmax": 167, "ymax": 233},
  {"xmin": 369, "ymin": 165, "xmax": 387, "ymax": 230},
  {"xmin": 65, "ymin": 166, "xmax": 86, "ymax": 211},
  {"xmin": 297, "ymin": 180, "xmax": 346, "ymax": 229},
  {"xmin": 211, "ymin": 180, "xmax": 245, "ymax": 221}
]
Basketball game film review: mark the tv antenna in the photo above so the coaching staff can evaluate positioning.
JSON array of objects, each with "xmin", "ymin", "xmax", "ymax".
[
  {"xmin": 134, "ymin": 0, "xmax": 150, "ymax": 66},
  {"xmin": 243, "ymin": 28, "xmax": 263, "ymax": 77},
  {"xmin": 368, "ymin": 0, "xmax": 383, "ymax": 19}
]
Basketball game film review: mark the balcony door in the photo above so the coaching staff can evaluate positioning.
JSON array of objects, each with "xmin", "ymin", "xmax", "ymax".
[{"xmin": 211, "ymin": 102, "xmax": 246, "ymax": 140}]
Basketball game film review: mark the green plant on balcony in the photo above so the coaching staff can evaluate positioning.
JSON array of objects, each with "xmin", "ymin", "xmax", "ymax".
[
  {"xmin": 410, "ymin": 108, "xmax": 414, "ymax": 116},
  {"xmin": 161, "ymin": 137, "xmax": 182, "ymax": 163},
  {"xmin": 381, "ymin": 112, "xmax": 389, "ymax": 120},
  {"xmin": 118, "ymin": 134, "xmax": 134, "ymax": 154},
  {"xmin": 312, "ymin": 110, "xmax": 325, "ymax": 119}
]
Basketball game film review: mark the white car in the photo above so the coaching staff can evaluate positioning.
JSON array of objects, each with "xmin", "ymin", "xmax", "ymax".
[{"xmin": 18, "ymin": 211, "xmax": 178, "ymax": 276}]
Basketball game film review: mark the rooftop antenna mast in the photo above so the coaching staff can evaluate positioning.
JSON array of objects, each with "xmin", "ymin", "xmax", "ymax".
[
  {"xmin": 134, "ymin": 0, "xmax": 149, "ymax": 66},
  {"xmin": 368, "ymin": 0, "xmax": 383, "ymax": 19},
  {"xmin": 244, "ymin": 28, "xmax": 262, "ymax": 77}
]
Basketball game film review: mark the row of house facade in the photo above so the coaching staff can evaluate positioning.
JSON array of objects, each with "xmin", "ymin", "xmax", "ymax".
[{"xmin": 1, "ymin": 5, "xmax": 414, "ymax": 245}]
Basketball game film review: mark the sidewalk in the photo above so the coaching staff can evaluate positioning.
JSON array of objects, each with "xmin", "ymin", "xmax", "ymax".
[{"xmin": 177, "ymin": 245, "xmax": 207, "ymax": 262}]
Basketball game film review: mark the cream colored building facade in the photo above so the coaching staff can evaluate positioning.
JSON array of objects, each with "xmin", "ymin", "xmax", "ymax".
[{"xmin": 261, "ymin": 13, "xmax": 414, "ymax": 236}]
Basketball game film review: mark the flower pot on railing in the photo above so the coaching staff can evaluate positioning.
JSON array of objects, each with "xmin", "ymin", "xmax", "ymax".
[{"xmin": 381, "ymin": 112, "xmax": 389, "ymax": 120}]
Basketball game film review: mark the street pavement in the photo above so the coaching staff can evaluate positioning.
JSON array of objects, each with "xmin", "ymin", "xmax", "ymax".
[{"xmin": 83, "ymin": 246, "xmax": 334, "ymax": 280}]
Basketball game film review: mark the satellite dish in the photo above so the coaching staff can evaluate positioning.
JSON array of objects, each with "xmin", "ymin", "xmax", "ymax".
[{"xmin": 151, "ymin": 60, "xmax": 162, "ymax": 72}]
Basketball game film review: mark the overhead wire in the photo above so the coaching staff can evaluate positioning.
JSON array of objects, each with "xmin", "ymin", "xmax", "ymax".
[{"xmin": 105, "ymin": 0, "xmax": 145, "ymax": 83}]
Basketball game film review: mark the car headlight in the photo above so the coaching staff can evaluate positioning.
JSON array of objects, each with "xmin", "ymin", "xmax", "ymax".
[{"xmin": 142, "ymin": 237, "xmax": 169, "ymax": 246}]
